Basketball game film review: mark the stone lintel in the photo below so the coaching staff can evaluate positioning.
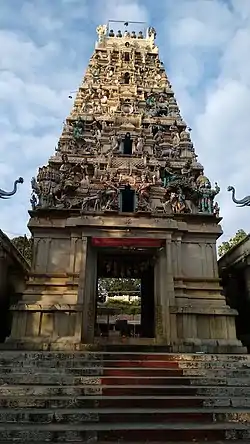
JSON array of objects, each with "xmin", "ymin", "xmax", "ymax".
[{"xmin": 28, "ymin": 211, "xmax": 221, "ymax": 233}]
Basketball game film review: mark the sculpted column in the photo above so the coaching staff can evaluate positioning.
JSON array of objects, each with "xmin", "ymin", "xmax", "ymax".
[
  {"xmin": 165, "ymin": 235, "xmax": 177, "ymax": 344},
  {"xmin": 80, "ymin": 237, "xmax": 97, "ymax": 343},
  {"xmin": 74, "ymin": 236, "xmax": 88, "ymax": 342},
  {"xmin": 154, "ymin": 235, "xmax": 176, "ymax": 344}
]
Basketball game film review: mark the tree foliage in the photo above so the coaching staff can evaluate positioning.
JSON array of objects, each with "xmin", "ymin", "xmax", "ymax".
[
  {"xmin": 11, "ymin": 235, "xmax": 33, "ymax": 264},
  {"xmin": 98, "ymin": 278, "xmax": 141, "ymax": 314},
  {"xmin": 104, "ymin": 298, "xmax": 141, "ymax": 315},
  {"xmin": 98, "ymin": 278, "xmax": 140, "ymax": 299},
  {"xmin": 218, "ymin": 229, "xmax": 247, "ymax": 257}
]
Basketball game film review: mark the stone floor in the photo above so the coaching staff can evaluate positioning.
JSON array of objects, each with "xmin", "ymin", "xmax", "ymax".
[{"xmin": 0, "ymin": 350, "xmax": 250, "ymax": 442}]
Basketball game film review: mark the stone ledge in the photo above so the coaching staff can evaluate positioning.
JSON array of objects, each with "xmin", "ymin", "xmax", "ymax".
[
  {"xmin": 1, "ymin": 340, "xmax": 247, "ymax": 354},
  {"xmin": 29, "ymin": 272, "xmax": 80, "ymax": 278},
  {"xmin": 9, "ymin": 303, "xmax": 83, "ymax": 312},
  {"xmin": 170, "ymin": 306, "xmax": 238, "ymax": 316}
]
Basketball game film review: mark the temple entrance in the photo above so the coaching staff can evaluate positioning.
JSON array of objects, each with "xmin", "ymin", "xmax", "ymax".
[{"xmin": 95, "ymin": 246, "xmax": 155, "ymax": 343}]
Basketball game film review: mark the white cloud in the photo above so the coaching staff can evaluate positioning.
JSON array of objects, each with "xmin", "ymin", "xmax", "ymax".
[
  {"xmin": 160, "ymin": 0, "xmax": 250, "ymax": 242},
  {"xmin": 1, "ymin": 0, "xmax": 250, "ymax": 246},
  {"xmin": 98, "ymin": 0, "xmax": 149, "ymax": 23}
]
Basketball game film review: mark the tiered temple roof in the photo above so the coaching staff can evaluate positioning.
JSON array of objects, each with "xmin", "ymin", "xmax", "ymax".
[{"xmin": 31, "ymin": 23, "xmax": 220, "ymax": 218}]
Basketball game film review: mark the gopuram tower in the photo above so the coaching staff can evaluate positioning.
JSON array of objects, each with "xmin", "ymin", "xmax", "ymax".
[{"xmin": 9, "ymin": 23, "xmax": 245, "ymax": 353}]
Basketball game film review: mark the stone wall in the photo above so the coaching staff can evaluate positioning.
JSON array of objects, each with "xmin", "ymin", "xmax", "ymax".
[
  {"xmin": 7, "ymin": 212, "xmax": 245, "ymax": 352},
  {"xmin": 218, "ymin": 235, "xmax": 250, "ymax": 352},
  {"xmin": 0, "ymin": 230, "xmax": 29, "ymax": 342}
]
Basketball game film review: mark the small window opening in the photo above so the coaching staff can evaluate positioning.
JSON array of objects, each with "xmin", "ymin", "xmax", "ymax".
[
  {"xmin": 124, "ymin": 72, "xmax": 130, "ymax": 84},
  {"xmin": 124, "ymin": 52, "xmax": 130, "ymax": 62}
]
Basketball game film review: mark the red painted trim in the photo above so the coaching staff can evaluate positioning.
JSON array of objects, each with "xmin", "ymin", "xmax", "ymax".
[{"xmin": 92, "ymin": 238, "xmax": 164, "ymax": 248}]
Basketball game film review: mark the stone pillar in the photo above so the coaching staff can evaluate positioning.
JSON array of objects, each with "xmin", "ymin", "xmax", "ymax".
[
  {"xmin": 165, "ymin": 236, "xmax": 177, "ymax": 343},
  {"xmin": 154, "ymin": 237, "xmax": 176, "ymax": 344},
  {"xmin": 74, "ymin": 236, "xmax": 88, "ymax": 342},
  {"xmin": 141, "ymin": 267, "xmax": 154, "ymax": 338},
  {"xmin": 81, "ymin": 237, "xmax": 97, "ymax": 343}
]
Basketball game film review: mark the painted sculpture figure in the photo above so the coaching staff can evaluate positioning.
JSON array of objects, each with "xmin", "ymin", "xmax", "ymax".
[
  {"xmin": 0, "ymin": 177, "xmax": 23, "ymax": 199},
  {"xmin": 7, "ymin": 22, "xmax": 245, "ymax": 354}
]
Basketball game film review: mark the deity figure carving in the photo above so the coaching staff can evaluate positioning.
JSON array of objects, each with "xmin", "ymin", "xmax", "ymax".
[
  {"xmin": 28, "ymin": 23, "xmax": 221, "ymax": 221},
  {"xmin": 134, "ymin": 136, "xmax": 144, "ymax": 155},
  {"xmin": 181, "ymin": 160, "xmax": 193, "ymax": 178},
  {"xmin": 136, "ymin": 175, "xmax": 152, "ymax": 212},
  {"xmin": 62, "ymin": 120, "xmax": 73, "ymax": 134},
  {"xmin": 110, "ymin": 133, "xmax": 120, "ymax": 152},
  {"xmin": 162, "ymin": 161, "xmax": 177, "ymax": 188},
  {"xmin": 103, "ymin": 179, "xmax": 120, "ymax": 210},
  {"xmin": 171, "ymin": 130, "xmax": 180, "ymax": 148},
  {"xmin": 198, "ymin": 182, "xmax": 220, "ymax": 214},
  {"xmin": 167, "ymin": 191, "xmax": 186, "ymax": 213},
  {"xmin": 196, "ymin": 171, "xmax": 211, "ymax": 189},
  {"xmin": 152, "ymin": 164, "xmax": 161, "ymax": 184},
  {"xmin": 73, "ymin": 119, "xmax": 85, "ymax": 139},
  {"xmin": 213, "ymin": 201, "xmax": 220, "ymax": 217},
  {"xmin": 180, "ymin": 128, "xmax": 191, "ymax": 142},
  {"xmin": 31, "ymin": 168, "xmax": 59, "ymax": 209},
  {"xmin": 96, "ymin": 25, "xmax": 107, "ymax": 43}
]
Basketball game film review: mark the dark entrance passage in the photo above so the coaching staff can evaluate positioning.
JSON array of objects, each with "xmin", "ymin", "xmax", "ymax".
[
  {"xmin": 123, "ymin": 133, "xmax": 133, "ymax": 154},
  {"xmin": 120, "ymin": 185, "xmax": 135, "ymax": 212},
  {"xmin": 95, "ymin": 248, "xmax": 155, "ymax": 342},
  {"xmin": 220, "ymin": 268, "xmax": 250, "ymax": 352},
  {"xmin": 0, "ymin": 281, "xmax": 15, "ymax": 343}
]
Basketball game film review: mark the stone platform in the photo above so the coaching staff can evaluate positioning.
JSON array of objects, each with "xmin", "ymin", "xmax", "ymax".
[{"xmin": 0, "ymin": 350, "xmax": 250, "ymax": 442}]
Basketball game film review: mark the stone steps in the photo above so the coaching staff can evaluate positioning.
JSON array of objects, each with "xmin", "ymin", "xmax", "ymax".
[
  {"xmin": 1, "ymin": 350, "xmax": 250, "ymax": 360},
  {"xmin": 0, "ymin": 356, "xmax": 250, "ymax": 371},
  {"xmin": 0, "ymin": 407, "xmax": 249, "ymax": 425},
  {"xmin": 2, "ymin": 395, "xmax": 250, "ymax": 408},
  {"xmin": 2, "ymin": 385, "xmax": 250, "ymax": 397},
  {"xmin": 1, "ymin": 363, "xmax": 250, "ymax": 377},
  {"xmin": 0, "ymin": 422, "xmax": 250, "ymax": 442},
  {"xmin": 0, "ymin": 350, "xmax": 250, "ymax": 442},
  {"xmin": 19, "ymin": 442, "xmax": 250, "ymax": 444}
]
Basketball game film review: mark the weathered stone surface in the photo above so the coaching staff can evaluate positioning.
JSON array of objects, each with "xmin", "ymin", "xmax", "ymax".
[
  {"xmin": 6, "ymin": 23, "xmax": 245, "ymax": 355},
  {"xmin": 0, "ymin": 350, "xmax": 249, "ymax": 443}
]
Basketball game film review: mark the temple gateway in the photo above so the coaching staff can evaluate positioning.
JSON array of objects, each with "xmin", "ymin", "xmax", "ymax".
[{"xmin": 8, "ymin": 23, "xmax": 245, "ymax": 353}]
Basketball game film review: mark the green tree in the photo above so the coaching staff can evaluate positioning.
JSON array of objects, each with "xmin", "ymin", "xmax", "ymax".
[
  {"xmin": 98, "ymin": 278, "xmax": 140, "ymax": 301},
  {"xmin": 104, "ymin": 298, "xmax": 140, "ymax": 315},
  {"xmin": 11, "ymin": 235, "xmax": 33, "ymax": 264},
  {"xmin": 218, "ymin": 229, "xmax": 247, "ymax": 257}
]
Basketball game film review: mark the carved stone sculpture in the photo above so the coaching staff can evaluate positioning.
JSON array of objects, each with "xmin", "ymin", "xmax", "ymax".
[
  {"xmin": 11, "ymin": 22, "xmax": 242, "ymax": 357},
  {"xmin": 227, "ymin": 185, "xmax": 250, "ymax": 207},
  {"xmin": 29, "ymin": 23, "xmax": 219, "ymax": 218},
  {"xmin": 0, "ymin": 177, "xmax": 23, "ymax": 199},
  {"xmin": 96, "ymin": 25, "xmax": 107, "ymax": 43}
]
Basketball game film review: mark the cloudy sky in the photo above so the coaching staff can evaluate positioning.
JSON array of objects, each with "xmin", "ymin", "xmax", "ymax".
[{"xmin": 0, "ymin": 0, "xmax": 249, "ymax": 243}]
